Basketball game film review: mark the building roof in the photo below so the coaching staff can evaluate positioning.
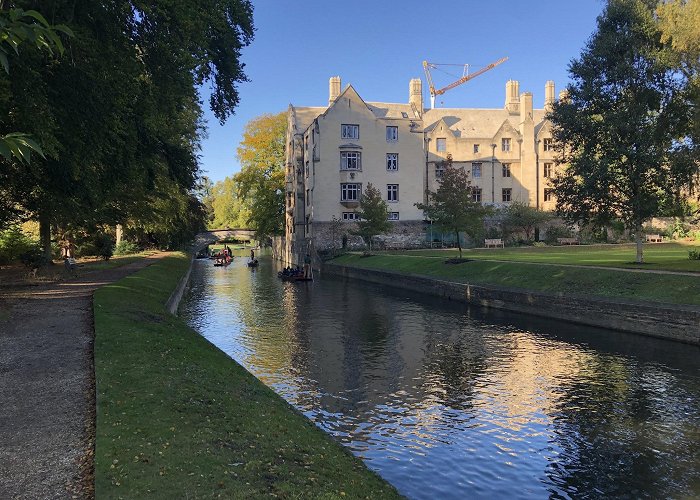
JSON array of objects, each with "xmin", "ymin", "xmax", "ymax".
[
  {"xmin": 290, "ymin": 105, "xmax": 326, "ymax": 133},
  {"xmin": 366, "ymin": 102, "xmax": 419, "ymax": 120},
  {"xmin": 423, "ymin": 108, "xmax": 548, "ymax": 139}
]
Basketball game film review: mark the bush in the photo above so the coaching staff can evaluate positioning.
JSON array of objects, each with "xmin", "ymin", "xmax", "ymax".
[
  {"xmin": 93, "ymin": 232, "xmax": 114, "ymax": 261},
  {"xmin": 689, "ymin": 250, "xmax": 700, "ymax": 261},
  {"xmin": 114, "ymin": 240, "xmax": 140, "ymax": 256},
  {"xmin": 19, "ymin": 245, "xmax": 45, "ymax": 268},
  {"xmin": 665, "ymin": 218, "xmax": 689, "ymax": 240},
  {"xmin": 543, "ymin": 225, "xmax": 574, "ymax": 245},
  {"xmin": 0, "ymin": 226, "xmax": 38, "ymax": 264},
  {"xmin": 532, "ymin": 241, "xmax": 547, "ymax": 247}
]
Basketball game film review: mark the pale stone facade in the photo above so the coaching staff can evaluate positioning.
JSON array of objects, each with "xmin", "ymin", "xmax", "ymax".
[{"xmin": 282, "ymin": 76, "xmax": 562, "ymax": 266}]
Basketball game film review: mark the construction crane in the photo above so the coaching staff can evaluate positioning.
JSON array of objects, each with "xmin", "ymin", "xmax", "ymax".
[{"xmin": 422, "ymin": 57, "xmax": 508, "ymax": 108}]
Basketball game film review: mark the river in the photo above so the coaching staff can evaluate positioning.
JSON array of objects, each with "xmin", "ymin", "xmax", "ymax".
[{"xmin": 181, "ymin": 256, "xmax": 700, "ymax": 499}]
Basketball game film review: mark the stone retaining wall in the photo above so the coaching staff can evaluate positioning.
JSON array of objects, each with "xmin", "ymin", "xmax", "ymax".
[{"xmin": 324, "ymin": 263, "xmax": 700, "ymax": 346}]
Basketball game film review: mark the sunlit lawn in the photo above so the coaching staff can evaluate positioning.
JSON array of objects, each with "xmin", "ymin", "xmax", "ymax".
[{"xmin": 379, "ymin": 241, "xmax": 700, "ymax": 273}]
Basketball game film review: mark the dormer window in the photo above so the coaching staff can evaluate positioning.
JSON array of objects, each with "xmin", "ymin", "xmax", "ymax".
[
  {"xmin": 543, "ymin": 138, "xmax": 553, "ymax": 152},
  {"xmin": 502, "ymin": 138, "xmax": 511, "ymax": 152},
  {"xmin": 341, "ymin": 124, "xmax": 359, "ymax": 140}
]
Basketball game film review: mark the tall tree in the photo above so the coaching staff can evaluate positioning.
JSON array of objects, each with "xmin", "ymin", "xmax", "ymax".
[
  {"xmin": 354, "ymin": 183, "xmax": 391, "ymax": 253},
  {"xmin": 548, "ymin": 0, "xmax": 697, "ymax": 263},
  {"xmin": 233, "ymin": 112, "xmax": 287, "ymax": 241},
  {"xmin": 0, "ymin": 0, "xmax": 254, "ymax": 260},
  {"xmin": 417, "ymin": 160, "xmax": 490, "ymax": 258}
]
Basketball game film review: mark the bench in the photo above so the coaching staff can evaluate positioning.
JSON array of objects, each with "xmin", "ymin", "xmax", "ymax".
[
  {"xmin": 557, "ymin": 237, "xmax": 580, "ymax": 245},
  {"xmin": 484, "ymin": 238, "xmax": 504, "ymax": 248},
  {"xmin": 645, "ymin": 234, "xmax": 663, "ymax": 243}
]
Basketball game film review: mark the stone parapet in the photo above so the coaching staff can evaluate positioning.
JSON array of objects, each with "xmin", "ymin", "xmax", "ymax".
[{"xmin": 323, "ymin": 263, "xmax": 700, "ymax": 346}]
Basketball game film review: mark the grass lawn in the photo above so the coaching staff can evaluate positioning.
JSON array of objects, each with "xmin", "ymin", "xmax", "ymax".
[
  {"xmin": 379, "ymin": 242, "xmax": 700, "ymax": 273},
  {"xmin": 330, "ymin": 253, "xmax": 700, "ymax": 306},
  {"xmin": 78, "ymin": 251, "xmax": 156, "ymax": 271},
  {"xmin": 94, "ymin": 253, "xmax": 400, "ymax": 499}
]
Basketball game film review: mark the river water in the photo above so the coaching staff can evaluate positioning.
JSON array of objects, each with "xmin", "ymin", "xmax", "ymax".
[{"xmin": 181, "ymin": 256, "xmax": 700, "ymax": 499}]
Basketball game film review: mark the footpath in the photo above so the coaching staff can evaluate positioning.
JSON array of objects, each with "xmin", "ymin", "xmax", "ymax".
[{"xmin": 0, "ymin": 253, "xmax": 170, "ymax": 500}]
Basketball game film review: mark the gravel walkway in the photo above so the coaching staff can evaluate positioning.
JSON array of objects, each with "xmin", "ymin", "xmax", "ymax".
[{"xmin": 0, "ymin": 254, "xmax": 170, "ymax": 499}]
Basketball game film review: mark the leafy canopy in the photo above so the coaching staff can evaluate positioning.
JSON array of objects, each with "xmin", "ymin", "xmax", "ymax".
[
  {"xmin": 548, "ymin": 0, "xmax": 698, "ymax": 263},
  {"xmin": 416, "ymin": 160, "xmax": 491, "ymax": 258},
  {"xmin": 354, "ymin": 183, "xmax": 391, "ymax": 252}
]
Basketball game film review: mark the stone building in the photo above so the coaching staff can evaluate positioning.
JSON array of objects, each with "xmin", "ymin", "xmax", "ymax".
[{"xmin": 281, "ymin": 76, "xmax": 563, "ymax": 266}]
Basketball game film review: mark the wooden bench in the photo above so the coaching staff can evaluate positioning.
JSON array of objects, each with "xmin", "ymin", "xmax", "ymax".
[
  {"xmin": 645, "ymin": 234, "xmax": 663, "ymax": 243},
  {"xmin": 484, "ymin": 238, "xmax": 504, "ymax": 248},
  {"xmin": 557, "ymin": 237, "xmax": 580, "ymax": 245}
]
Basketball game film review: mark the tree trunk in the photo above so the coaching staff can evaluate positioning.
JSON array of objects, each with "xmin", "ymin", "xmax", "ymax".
[
  {"xmin": 455, "ymin": 230, "xmax": 462, "ymax": 259},
  {"xmin": 635, "ymin": 223, "xmax": 644, "ymax": 264},
  {"xmin": 39, "ymin": 210, "xmax": 52, "ymax": 264}
]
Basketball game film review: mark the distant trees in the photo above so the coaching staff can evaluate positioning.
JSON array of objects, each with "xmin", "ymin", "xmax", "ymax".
[
  {"xmin": 416, "ymin": 160, "xmax": 491, "ymax": 258},
  {"xmin": 0, "ymin": 1, "xmax": 255, "ymax": 260},
  {"xmin": 233, "ymin": 112, "xmax": 287, "ymax": 241},
  {"xmin": 354, "ymin": 183, "xmax": 391, "ymax": 253},
  {"xmin": 548, "ymin": 0, "xmax": 698, "ymax": 264}
]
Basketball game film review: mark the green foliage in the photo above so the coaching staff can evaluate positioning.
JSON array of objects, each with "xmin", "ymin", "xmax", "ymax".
[
  {"xmin": 665, "ymin": 218, "xmax": 689, "ymax": 239},
  {"xmin": 0, "ymin": 225, "xmax": 36, "ymax": 264},
  {"xmin": 93, "ymin": 232, "xmax": 114, "ymax": 261},
  {"xmin": 543, "ymin": 224, "xmax": 574, "ymax": 245},
  {"xmin": 232, "ymin": 112, "xmax": 287, "ymax": 240},
  {"xmin": 548, "ymin": 0, "xmax": 699, "ymax": 264},
  {"xmin": 500, "ymin": 201, "xmax": 551, "ymax": 242},
  {"xmin": 689, "ymin": 249, "xmax": 700, "ymax": 260},
  {"xmin": 354, "ymin": 183, "xmax": 391, "ymax": 252},
  {"xmin": 416, "ymin": 161, "xmax": 491, "ymax": 258},
  {"xmin": 0, "ymin": 1, "xmax": 254, "ymax": 258},
  {"xmin": 114, "ymin": 240, "xmax": 139, "ymax": 256}
]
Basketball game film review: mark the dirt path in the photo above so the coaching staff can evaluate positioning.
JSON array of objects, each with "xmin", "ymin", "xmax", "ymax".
[{"xmin": 0, "ymin": 253, "xmax": 171, "ymax": 499}]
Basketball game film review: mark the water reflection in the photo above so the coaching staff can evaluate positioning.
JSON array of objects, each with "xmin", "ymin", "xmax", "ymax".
[{"xmin": 181, "ymin": 257, "xmax": 700, "ymax": 499}]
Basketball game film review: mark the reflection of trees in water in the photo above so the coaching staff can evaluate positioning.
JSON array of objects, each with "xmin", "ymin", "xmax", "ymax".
[{"xmin": 544, "ymin": 355, "xmax": 700, "ymax": 497}]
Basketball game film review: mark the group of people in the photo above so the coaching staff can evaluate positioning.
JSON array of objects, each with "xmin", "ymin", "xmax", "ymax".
[
  {"xmin": 280, "ymin": 266, "xmax": 304, "ymax": 277},
  {"xmin": 214, "ymin": 245, "xmax": 233, "ymax": 266}
]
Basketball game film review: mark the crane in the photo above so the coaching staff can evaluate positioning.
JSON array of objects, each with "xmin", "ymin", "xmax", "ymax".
[{"xmin": 422, "ymin": 57, "xmax": 508, "ymax": 108}]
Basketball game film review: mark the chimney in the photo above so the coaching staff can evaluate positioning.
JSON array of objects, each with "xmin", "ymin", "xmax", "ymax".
[
  {"xmin": 544, "ymin": 81, "xmax": 555, "ymax": 112},
  {"xmin": 520, "ymin": 92, "xmax": 533, "ymax": 123},
  {"xmin": 329, "ymin": 76, "xmax": 341, "ymax": 105},
  {"xmin": 409, "ymin": 78, "xmax": 423, "ymax": 116},
  {"xmin": 505, "ymin": 80, "xmax": 520, "ymax": 113}
]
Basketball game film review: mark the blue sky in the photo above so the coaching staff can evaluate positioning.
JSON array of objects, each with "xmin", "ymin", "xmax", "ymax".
[{"xmin": 199, "ymin": 0, "xmax": 606, "ymax": 182}]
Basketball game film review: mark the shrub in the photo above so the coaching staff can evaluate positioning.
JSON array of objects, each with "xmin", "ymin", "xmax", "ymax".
[
  {"xmin": 114, "ymin": 240, "xmax": 140, "ymax": 256},
  {"xmin": 0, "ymin": 226, "xmax": 38, "ymax": 264},
  {"xmin": 19, "ymin": 245, "xmax": 45, "ymax": 268},
  {"xmin": 665, "ymin": 218, "xmax": 689, "ymax": 240},
  {"xmin": 533, "ymin": 241, "xmax": 547, "ymax": 247},
  {"xmin": 689, "ymin": 250, "xmax": 700, "ymax": 261},
  {"xmin": 93, "ymin": 232, "xmax": 114, "ymax": 261},
  {"xmin": 543, "ymin": 225, "xmax": 573, "ymax": 245}
]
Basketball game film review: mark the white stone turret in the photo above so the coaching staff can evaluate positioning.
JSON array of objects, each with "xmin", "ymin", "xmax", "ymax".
[
  {"xmin": 505, "ymin": 80, "xmax": 520, "ymax": 113},
  {"xmin": 545, "ymin": 81, "xmax": 555, "ymax": 112},
  {"xmin": 329, "ymin": 76, "xmax": 341, "ymax": 105},
  {"xmin": 520, "ymin": 92, "xmax": 533, "ymax": 122},
  {"xmin": 409, "ymin": 78, "xmax": 423, "ymax": 116}
]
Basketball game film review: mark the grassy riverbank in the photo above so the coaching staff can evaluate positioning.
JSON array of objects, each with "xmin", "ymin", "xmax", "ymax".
[
  {"xmin": 94, "ymin": 253, "xmax": 400, "ymax": 498},
  {"xmin": 330, "ymin": 253, "xmax": 700, "ymax": 306},
  {"xmin": 380, "ymin": 242, "xmax": 700, "ymax": 273}
]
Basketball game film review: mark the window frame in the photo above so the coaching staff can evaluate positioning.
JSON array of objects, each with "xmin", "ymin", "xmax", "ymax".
[
  {"xmin": 340, "ymin": 183, "xmax": 361, "ymax": 202},
  {"xmin": 386, "ymin": 126, "xmax": 398, "ymax": 142},
  {"xmin": 342, "ymin": 212, "xmax": 360, "ymax": 221},
  {"xmin": 543, "ymin": 138, "xmax": 553, "ymax": 152},
  {"xmin": 340, "ymin": 151, "xmax": 362, "ymax": 171},
  {"xmin": 543, "ymin": 162, "xmax": 553, "ymax": 178},
  {"xmin": 544, "ymin": 188, "xmax": 554, "ymax": 202},
  {"xmin": 472, "ymin": 162, "xmax": 482, "ymax": 178},
  {"xmin": 387, "ymin": 184, "xmax": 399, "ymax": 203},
  {"xmin": 502, "ymin": 188, "xmax": 512, "ymax": 202},
  {"xmin": 436, "ymin": 138, "xmax": 447, "ymax": 152},
  {"xmin": 386, "ymin": 153, "xmax": 398, "ymax": 171},
  {"xmin": 341, "ymin": 124, "xmax": 359, "ymax": 140},
  {"xmin": 387, "ymin": 212, "xmax": 400, "ymax": 221},
  {"xmin": 502, "ymin": 138, "xmax": 511, "ymax": 152},
  {"xmin": 473, "ymin": 144, "xmax": 480, "ymax": 154},
  {"xmin": 502, "ymin": 163, "xmax": 511, "ymax": 178},
  {"xmin": 472, "ymin": 187, "xmax": 482, "ymax": 202}
]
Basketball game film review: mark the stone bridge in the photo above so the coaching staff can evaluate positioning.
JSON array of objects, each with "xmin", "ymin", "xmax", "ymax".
[{"xmin": 199, "ymin": 228, "xmax": 256, "ymax": 242}]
